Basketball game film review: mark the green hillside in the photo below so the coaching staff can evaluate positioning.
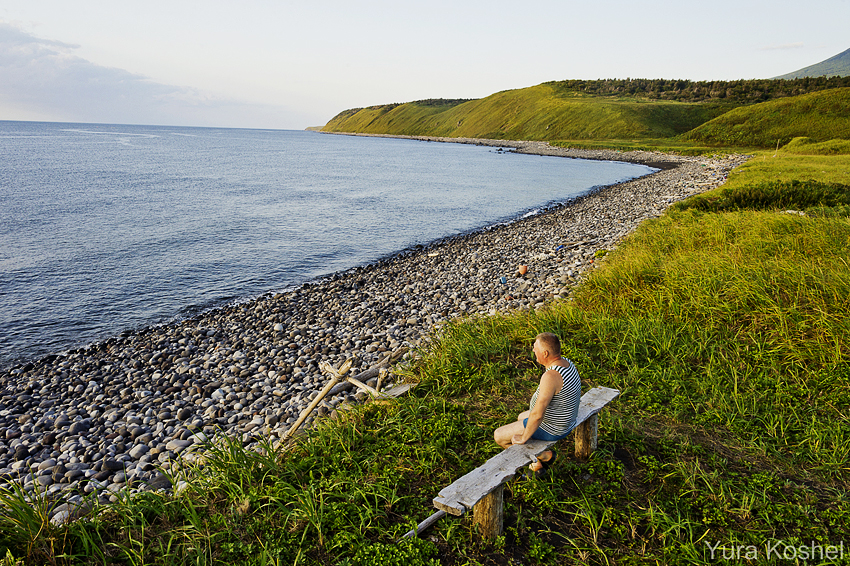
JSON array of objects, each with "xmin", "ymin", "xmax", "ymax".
[
  {"xmin": 682, "ymin": 87, "xmax": 850, "ymax": 148},
  {"xmin": 323, "ymin": 78, "xmax": 850, "ymax": 148},
  {"xmin": 322, "ymin": 83, "xmax": 732, "ymax": 141}
]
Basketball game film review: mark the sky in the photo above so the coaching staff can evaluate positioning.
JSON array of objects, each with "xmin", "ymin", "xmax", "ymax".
[{"xmin": 1, "ymin": 0, "xmax": 848, "ymax": 130}]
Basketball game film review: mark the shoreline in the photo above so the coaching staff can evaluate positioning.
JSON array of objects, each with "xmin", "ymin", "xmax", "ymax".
[
  {"xmin": 320, "ymin": 130, "xmax": 684, "ymax": 170},
  {"xmin": 0, "ymin": 141, "xmax": 749, "ymax": 517},
  {"xmin": 0, "ymin": 136, "xmax": 680, "ymax": 374}
]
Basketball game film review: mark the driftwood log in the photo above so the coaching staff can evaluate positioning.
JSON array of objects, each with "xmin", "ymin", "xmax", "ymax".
[
  {"xmin": 281, "ymin": 359, "xmax": 353, "ymax": 440},
  {"xmin": 327, "ymin": 348, "xmax": 408, "ymax": 396},
  {"xmin": 282, "ymin": 348, "xmax": 412, "ymax": 441}
]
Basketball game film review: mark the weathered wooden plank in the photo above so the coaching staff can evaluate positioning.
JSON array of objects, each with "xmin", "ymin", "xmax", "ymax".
[
  {"xmin": 376, "ymin": 367, "xmax": 388, "ymax": 392},
  {"xmin": 282, "ymin": 359, "xmax": 353, "ymax": 440},
  {"xmin": 328, "ymin": 348, "xmax": 408, "ymax": 396},
  {"xmin": 433, "ymin": 387, "xmax": 619, "ymax": 516},
  {"xmin": 574, "ymin": 387, "xmax": 620, "ymax": 424},
  {"xmin": 434, "ymin": 439, "xmax": 553, "ymax": 515},
  {"xmin": 346, "ymin": 376, "xmax": 382, "ymax": 396}
]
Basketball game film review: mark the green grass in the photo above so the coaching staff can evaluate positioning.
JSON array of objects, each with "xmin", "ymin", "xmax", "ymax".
[
  {"xmin": 322, "ymin": 83, "xmax": 731, "ymax": 141},
  {"xmin": 678, "ymin": 149, "xmax": 850, "ymax": 214},
  {"xmin": 781, "ymin": 137, "xmax": 850, "ymax": 156},
  {"xmin": 682, "ymin": 88, "xmax": 850, "ymax": 148},
  {"xmin": 729, "ymin": 150, "xmax": 850, "ymax": 186},
  {"xmin": 548, "ymin": 138, "xmax": 748, "ymax": 156},
  {"xmin": 571, "ymin": 213, "xmax": 850, "ymax": 469}
]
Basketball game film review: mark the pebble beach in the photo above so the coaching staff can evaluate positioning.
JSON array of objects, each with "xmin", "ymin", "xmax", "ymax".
[{"xmin": 0, "ymin": 139, "xmax": 749, "ymax": 523}]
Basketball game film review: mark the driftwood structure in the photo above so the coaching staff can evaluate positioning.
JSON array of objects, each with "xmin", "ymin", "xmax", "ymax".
[
  {"xmin": 404, "ymin": 387, "xmax": 620, "ymax": 539},
  {"xmin": 282, "ymin": 349, "xmax": 412, "ymax": 441}
]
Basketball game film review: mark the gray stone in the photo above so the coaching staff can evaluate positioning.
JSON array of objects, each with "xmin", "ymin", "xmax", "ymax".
[
  {"xmin": 51, "ymin": 509, "xmax": 72, "ymax": 526},
  {"xmin": 165, "ymin": 439, "xmax": 192, "ymax": 452},
  {"xmin": 103, "ymin": 459, "xmax": 124, "ymax": 471},
  {"xmin": 189, "ymin": 432, "xmax": 209, "ymax": 444},
  {"xmin": 128, "ymin": 445, "xmax": 149, "ymax": 459},
  {"xmin": 37, "ymin": 458, "xmax": 57, "ymax": 471},
  {"xmin": 147, "ymin": 474, "xmax": 172, "ymax": 490},
  {"xmin": 68, "ymin": 421, "xmax": 89, "ymax": 435},
  {"xmin": 65, "ymin": 469, "xmax": 85, "ymax": 481}
]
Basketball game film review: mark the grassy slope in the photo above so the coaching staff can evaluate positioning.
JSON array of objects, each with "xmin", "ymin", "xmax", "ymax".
[
  {"xmin": 322, "ymin": 83, "xmax": 730, "ymax": 141},
  {"xmin": 323, "ymin": 84, "xmax": 850, "ymax": 154},
  {"xmin": 682, "ymin": 88, "xmax": 850, "ymax": 148},
  {"xmin": 679, "ymin": 139, "xmax": 850, "ymax": 214}
]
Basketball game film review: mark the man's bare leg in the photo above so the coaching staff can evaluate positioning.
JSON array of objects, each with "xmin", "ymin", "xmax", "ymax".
[{"xmin": 493, "ymin": 419, "xmax": 525, "ymax": 449}]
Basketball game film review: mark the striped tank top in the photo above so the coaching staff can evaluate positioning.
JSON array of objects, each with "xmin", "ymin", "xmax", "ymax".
[{"xmin": 529, "ymin": 359, "xmax": 582, "ymax": 437}]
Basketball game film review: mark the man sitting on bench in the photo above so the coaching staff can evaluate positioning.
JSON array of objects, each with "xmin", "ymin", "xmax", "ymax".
[{"xmin": 493, "ymin": 332, "xmax": 582, "ymax": 475}]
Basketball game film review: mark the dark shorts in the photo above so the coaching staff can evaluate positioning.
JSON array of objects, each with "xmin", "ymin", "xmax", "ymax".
[{"xmin": 523, "ymin": 418, "xmax": 569, "ymax": 442}]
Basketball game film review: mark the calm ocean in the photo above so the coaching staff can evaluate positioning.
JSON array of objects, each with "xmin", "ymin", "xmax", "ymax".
[{"xmin": 0, "ymin": 121, "xmax": 654, "ymax": 369}]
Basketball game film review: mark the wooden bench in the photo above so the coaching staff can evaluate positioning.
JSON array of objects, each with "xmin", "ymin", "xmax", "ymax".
[{"xmin": 430, "ymin": 386, "xmax": 620, "ymax": 538}]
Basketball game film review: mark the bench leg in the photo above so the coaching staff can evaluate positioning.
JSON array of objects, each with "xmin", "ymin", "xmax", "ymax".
[
  {"xmin": 473, "ymin": 484, "xmax": 504, "ymax": 538},
  {"xmin": 575, "ymin": 413, "xmax": 598, "ymax": 460}
]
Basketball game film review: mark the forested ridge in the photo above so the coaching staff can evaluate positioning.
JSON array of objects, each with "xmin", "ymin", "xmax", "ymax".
[
  {"xmin": 545, "ymin": 76, "xmax": 850, "ymax": 103},
  {"xmin": 333, "ymin": 77, "xmax": 850, "ymax": 117}
]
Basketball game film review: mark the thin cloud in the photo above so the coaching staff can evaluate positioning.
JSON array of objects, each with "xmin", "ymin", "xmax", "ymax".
[
  {"xmin": 0, "ymin": 23, "xmax": 304, "ymax": 128},
  {"xmin": 0, "ymin": 21, "xmax": 79, "ymax": 50},
  {"xmin": 759, "ymin": 42, "xmax": 805, "ymax": 51},
  {"xmin": 0, "ymin": 23, "xmax": 175, "ymax": 121}
]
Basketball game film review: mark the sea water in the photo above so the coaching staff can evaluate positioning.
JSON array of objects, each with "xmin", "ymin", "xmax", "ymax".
[{"xmin": 0, "ymin": 121, "xmax": 655, "ymax": 368}]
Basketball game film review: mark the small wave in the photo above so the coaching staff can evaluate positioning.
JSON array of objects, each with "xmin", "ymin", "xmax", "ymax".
[
  {"xmin": 0, "ymin": 135, "xmax": 63, "ymax": 139},
  {"xmin": 61, "ymin": 129, "xmax": 160, "ymax": 138}
]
